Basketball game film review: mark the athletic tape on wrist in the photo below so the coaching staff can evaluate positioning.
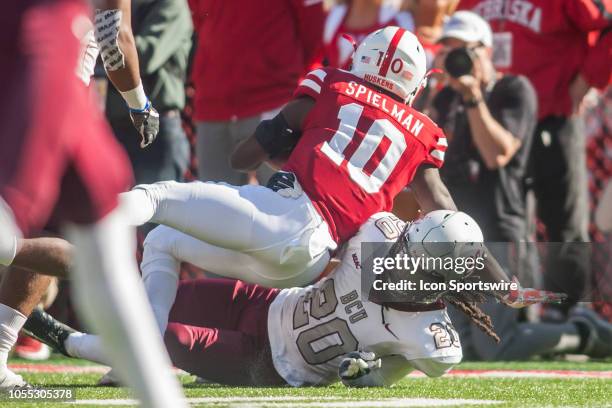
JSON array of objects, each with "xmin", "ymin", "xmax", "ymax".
[
  {"xmin": 94, "ymin": 9, "xmax": 125, "ymax": 71},
  {"xmin": 121, "ymin": 82, "xmax": 149, "ymax": 110}
]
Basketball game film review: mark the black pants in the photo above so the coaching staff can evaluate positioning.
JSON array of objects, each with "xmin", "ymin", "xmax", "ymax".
[
  {"xmin": 110, "ymin": 113, "xmax": 190, "ymax": 185},
  {"xmin": 530, "ymin": 116, "xmax": 590, "ymax": 306},
  {"xmin": 110, "ymin": 113, "xmax": 190, "ymax": 235}
]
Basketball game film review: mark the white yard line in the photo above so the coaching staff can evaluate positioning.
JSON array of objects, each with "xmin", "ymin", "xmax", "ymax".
[{"xmin": 71, "ymin": 396, "xmax": 501, "ymax": 407}]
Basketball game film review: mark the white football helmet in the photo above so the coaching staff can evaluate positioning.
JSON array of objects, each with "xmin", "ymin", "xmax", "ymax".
[
  {"xmin": 405, "ymin": 210, "xmax": 485, "ymax": 281},
  {"xmin": 351, "ymin": 26, "xmax": 427, "ymax": 105}
]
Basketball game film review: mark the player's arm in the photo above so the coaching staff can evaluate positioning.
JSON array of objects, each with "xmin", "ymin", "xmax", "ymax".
[
  {"xmin": 411, "ymin": 165, "xmax": 457, "ymax": 213},
  {"xmin": 94, "ymin": 0, "xmax": 159, "ymax": 147},
  {"xmin": 339, "ymin": 352, "xmax": 412, "ymax": 387},
  {"xmin": 95, "ymin": 0, "xmax": 140, "ymax": 91},
  {"xmin": 230, "ymin": 97, "xmax": 315, "ymax": 171}
]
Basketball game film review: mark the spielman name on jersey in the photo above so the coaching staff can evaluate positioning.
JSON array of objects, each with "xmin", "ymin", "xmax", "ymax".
[
  {"xmin": 344, "ymin": 80, "xmax": 425, "ymax": 137},
  {"xmin": 372, "ymin": 279, "xmax": 519, "ymax": 293}
]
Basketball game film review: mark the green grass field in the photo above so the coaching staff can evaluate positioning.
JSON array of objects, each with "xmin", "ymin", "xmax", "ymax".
[{"xmin": 3, "ymin": 356, "xmax": 612, "ymax": 407}]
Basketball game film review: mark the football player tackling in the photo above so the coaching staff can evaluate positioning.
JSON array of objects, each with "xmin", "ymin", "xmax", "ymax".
[
  {"xmin": 24, "ymin": 211, "xmax": 568, "ymax": 386},
  {"xmin": 25, "ymin": 212, "xmax": 472, "ymax": 386},
  {"xmin": 119, "ymin": 27, "xmax": 458, "ymax": 334}
]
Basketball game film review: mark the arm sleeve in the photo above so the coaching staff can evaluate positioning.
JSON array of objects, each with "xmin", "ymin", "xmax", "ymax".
[
  {"xmin": 564, "ymin": 0, "xmax": 612, "ymax": 32},
  {"xmin": 135, "ymin": 0, "xmax": 193, "ymax": 75},
  {"xmin": 293, "ymin": 68, "xmax": 329, "ymax": 100},
  {"xmin": 290, "ymin": 0, "xmax": 326, "ymax": 70},
  {"xmin": 581, "ymin": 29, "xmax": 612, "ymax": 89},
  {"xmin": 421, "ymin": 128, "xmax": 448, "ymax": 169},
  {"xmin": 488, "ymin": 75, "xmax": 538, "ymax": 142}
]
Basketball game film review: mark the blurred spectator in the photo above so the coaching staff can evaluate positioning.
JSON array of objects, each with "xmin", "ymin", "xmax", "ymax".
[
  {"xmin": 405, "ymin": 0, "xmax": 460, "ymax": 64},
  {"xmin": 596, "ymin": 181, "xmax": 612, "ymax": 233},
  {"xmin": 322, "ymin": 0, "xmax": 414, "ymax": 69},
  {"xmin": 188, "ymin": 0, "xmax": 325, "ymax": 184},
  {"xmin": 458, "ymin": 0, "xmax": 612, "ymax": 312},
  {"xmin": 105, "ymin": 0, "xmax": 193, "ymax": 185}
]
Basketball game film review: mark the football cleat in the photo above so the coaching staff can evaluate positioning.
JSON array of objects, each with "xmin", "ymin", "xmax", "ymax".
[
  {"xmin": 21, "ymin": 309, "xmax": 74, "ymax": 357},
  {"xmin": 98, "ymin": 369, "xmax": 121, "ymax": 387},
  {"xmin": 0, "ymin": 370, "xmax": 33, "ymax": 392},
  {"xmin": 14, "ymin": 335, "xmax": 51, "ymax": 361},
  {"xmin": 570, "ymin": 307, "xmax": 612, "ymax": 359}
]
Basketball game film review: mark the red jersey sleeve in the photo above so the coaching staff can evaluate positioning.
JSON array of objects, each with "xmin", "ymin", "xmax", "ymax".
[
  {"xmin": 564, "ymin": 0, "xmax": 612, "ymax": 31},
  {"xmin": 293, "ymin": 68, "xmax": 330, "ymax": 100},
  {"xmin": 423, "ymin": 128, "xmax": 448, "ymax": 169},
  {"xmin": 581, "ymin": 30, "xmax": 612, "ymax": 89}
]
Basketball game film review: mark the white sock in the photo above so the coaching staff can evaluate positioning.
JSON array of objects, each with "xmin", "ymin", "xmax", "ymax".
[
  {"xmin": 63, "ymin": 208, "xmax": 186, "ymax": 408},
  {"xmin": 118, "ymin": 189, "xmax": 156, "ymax": 227},
  {"xmin": 0, "ymin": 304, "xmax": 26, "ymax": 369},
  {"xmin": 65, "ymin": 333, "xmax": 109, "ymax": 365},
  {"xmin": 141, "ymin": 228, "xmax": 180, "ymax": 334}
]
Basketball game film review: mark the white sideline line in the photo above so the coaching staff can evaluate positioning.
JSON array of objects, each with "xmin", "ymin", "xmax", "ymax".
[{"xmin": 71, "ymin": 396, "xmax": 501, "ymax": 406}]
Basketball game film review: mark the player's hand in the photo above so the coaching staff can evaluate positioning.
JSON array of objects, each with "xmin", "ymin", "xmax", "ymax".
[
  {"xmin": 338, "ymin": 351, "xmax": 381, "ymax": 382},
  {"xmin": 129, "ymin": 101, "xmax": 160, "ymax": 148},
  {"xmin": 502, "ymin": 277, "xmax": 568, "ymax": 309},
  {"xmin": 266, "ymin": 171, "xmax": 303, "ymax": 198}
]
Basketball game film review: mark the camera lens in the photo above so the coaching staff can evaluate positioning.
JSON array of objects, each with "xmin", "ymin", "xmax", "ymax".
[{"xmin": 444, "ymin": 47, "xmax": 474, "ymax": 78}]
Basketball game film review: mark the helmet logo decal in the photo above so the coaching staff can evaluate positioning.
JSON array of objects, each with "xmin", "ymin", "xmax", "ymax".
[{"xmin": 378, "ymin": 27, "xmax": 406, "ymax": 76}]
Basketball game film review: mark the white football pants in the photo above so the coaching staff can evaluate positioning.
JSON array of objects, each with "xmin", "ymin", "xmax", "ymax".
[{"xmin": 124, "ymin": 180, "xmax": 337, "ymax": 288}]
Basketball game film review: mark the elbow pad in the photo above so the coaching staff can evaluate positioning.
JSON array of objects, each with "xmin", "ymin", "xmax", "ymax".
[{"xmin": 254, "ymin": 113, "xmax": 301, "ymax": 158}]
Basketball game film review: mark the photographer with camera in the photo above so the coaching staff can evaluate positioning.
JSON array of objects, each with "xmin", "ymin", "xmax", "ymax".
[
  {"xmin": 427, "ymin": 12, "xmax": 611, "ymax": 362},
  {"xmin": 431, "ymin": 11, "xmax": 536, "ymax": 244}
]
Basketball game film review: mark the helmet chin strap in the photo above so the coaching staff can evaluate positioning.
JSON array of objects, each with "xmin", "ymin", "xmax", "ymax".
[
  {"xmin": 405, "ymin": 68, "xmax": 443, "ymax": 105},
  {"xmin": 343, "ymin": 34, "xmax": 358, "ymax": 71}
]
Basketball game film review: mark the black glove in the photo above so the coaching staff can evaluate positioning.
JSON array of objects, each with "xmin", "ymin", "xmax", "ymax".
[
  {"xmin": 266, "ymin": 171, "xmax": 297, "ymax": 192},
  {"xmin": 129, "ymin": 100, "xmax": 160, "ymax": 148}
]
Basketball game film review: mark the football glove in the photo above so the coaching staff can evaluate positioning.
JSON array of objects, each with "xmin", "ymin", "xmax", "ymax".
[
  {"xmin": 338, "ymin": 351, "xmax": 381, "ymax": 384},
  {"xmin": 502, "ymin": 277, "xmax": 568, "ymax": 308},
  {"xmin": 129, "ymin": 100, "xmax": 160, "ymax": 148},
  {"xmin": 266, "ymin": 171, "xmax": 303, "ymax": 199}
]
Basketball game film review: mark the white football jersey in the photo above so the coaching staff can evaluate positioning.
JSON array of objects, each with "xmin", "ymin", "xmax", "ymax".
[{"xmin": 267, "ymin": 212, "xmax": 463, "ymax": 386}]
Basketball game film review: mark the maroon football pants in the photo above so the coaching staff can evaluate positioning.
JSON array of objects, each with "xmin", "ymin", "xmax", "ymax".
[{"xmin": 163, "ymin": 278, "xmax": 286, "ymax": 386}]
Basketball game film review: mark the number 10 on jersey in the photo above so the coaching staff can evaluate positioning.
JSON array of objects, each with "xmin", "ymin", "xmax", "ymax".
[{"xmin": 320, "ymin": 103, "xmax": 407, "ymax": 193}]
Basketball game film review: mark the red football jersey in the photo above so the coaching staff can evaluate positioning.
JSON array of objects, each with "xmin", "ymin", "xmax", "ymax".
[{"xmin": 283, "ymin": 68, "xmax": 447, "ymax": 244}]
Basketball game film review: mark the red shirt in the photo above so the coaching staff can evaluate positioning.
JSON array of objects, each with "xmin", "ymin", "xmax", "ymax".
[
  {"xmin": 458, "ymin": 0, "xmax": 612, "ymax": 119},
  {"xmin": 187, "ymin": 0, "xmax": 325, "ymax": 121},
  {"xmin": 284, "ymin": 68, "xmax": 447, "ymax": 244},
  {"xmin": 322, "ymin": 4, "xmax": 415, "ymax": 69}
]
